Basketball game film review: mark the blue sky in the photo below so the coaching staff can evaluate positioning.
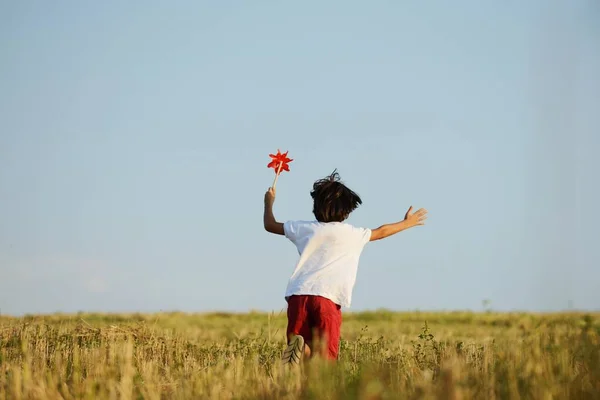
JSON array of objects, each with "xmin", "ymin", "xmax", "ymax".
[{"xmin": 1, "ymin": 1, "xmax": 598, "ymax": 315}]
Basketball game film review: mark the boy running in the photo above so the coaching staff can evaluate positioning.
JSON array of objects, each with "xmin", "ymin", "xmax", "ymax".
[{"xmin": 263, "ymin": 170, "xmax": 427, "ymax": 364}]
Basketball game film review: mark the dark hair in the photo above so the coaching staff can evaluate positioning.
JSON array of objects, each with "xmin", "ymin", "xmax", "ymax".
[{"xmin": 311, "ymin": 169, "xmax": 362, "ymax": 223}]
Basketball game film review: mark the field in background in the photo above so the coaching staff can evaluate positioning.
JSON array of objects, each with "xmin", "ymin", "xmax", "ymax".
[{"xmin": 1, "ymin": 311, "xmax": 599, "ymax": 399}]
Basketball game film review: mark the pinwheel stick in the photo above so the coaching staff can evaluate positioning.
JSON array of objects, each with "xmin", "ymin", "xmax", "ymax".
[{"xmin": 272, "ymin": 161, "xmax": 283, "ymax": 189}]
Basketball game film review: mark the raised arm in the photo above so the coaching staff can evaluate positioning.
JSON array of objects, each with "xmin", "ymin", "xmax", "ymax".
[
  {"xmin": 370, "ymin": 206, "xmax": 427, "ymax": 241},
  {"xmin": 264, "ymin": 187, "xmax": 285, "ymax": 235}
]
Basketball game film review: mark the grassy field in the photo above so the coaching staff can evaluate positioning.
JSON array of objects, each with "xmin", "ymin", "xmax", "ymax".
[{"xmin": 1, "ymin": 310, "xmax": 599, "ymax": 399}]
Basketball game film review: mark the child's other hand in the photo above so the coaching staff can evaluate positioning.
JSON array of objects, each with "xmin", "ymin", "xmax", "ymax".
[
  {"xmin": 403, "ymin": 206, "xmax": 427, "ymax": 227},
  {"xmin": 264, "ymin": 187, "xmax": 276, "ymax": 206}
]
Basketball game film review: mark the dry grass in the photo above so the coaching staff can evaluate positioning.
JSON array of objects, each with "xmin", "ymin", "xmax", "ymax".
[{"xmin": 1, "ymin": 311, "xmax": 599, "ymax": 399}]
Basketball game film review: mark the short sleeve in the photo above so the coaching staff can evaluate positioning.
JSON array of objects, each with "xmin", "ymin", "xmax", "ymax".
[
  {"xmin": 356, "ymin": 227, "xmax": 372, "ymax": 246},
  {"xmin": 283, "ymin": 220, "xmax": 299, "ymax": 243}
]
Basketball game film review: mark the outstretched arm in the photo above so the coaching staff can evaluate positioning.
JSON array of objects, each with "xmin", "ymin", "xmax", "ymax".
[
  {"xmin": 370, "ymin": 206, "xmax": 427, "ymax": 241},
  {"xmin": 264, "ymin": 187, "xmax": 285, "ymax": 235}
]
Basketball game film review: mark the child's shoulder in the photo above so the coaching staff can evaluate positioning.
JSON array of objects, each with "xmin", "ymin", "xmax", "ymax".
[
  {"xmin": 284, "ymin": 219, "xmax": 318, "ymax": 227},
  {"xmin": 282, "ymin": 219, "xmax": 317, "ymax": 232},
  {"xmin": 323, "ymin": 222, "xmax": 372, "ymax": 245}
]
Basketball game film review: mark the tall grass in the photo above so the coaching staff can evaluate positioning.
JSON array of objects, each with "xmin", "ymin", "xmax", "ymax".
[{"xmin": 1, "ymin": 311, "xmax": 599, "ymax": 399}]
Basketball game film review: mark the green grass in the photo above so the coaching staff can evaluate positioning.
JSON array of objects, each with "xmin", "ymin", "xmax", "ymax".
[{"xmin": 1, "ymin": 311, "xmax": 599, "ymax": 399}]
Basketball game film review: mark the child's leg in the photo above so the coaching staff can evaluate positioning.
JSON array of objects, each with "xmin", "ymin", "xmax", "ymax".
[
  {"xmin": 284, "ymin": 295, "xmax": 313, "ymax": 361},
  {"xmin": 309, "ymin": 296, "xmax": 342, "ymax": 360}
]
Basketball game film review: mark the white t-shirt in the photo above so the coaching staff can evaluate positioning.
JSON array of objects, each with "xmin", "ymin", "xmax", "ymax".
[{"xmin": 283, "ymin": 220, "xmax": 372, "ymax": 308}]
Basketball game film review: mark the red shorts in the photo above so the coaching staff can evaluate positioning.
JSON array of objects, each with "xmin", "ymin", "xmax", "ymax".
[{"xmin": 286, "ymin": 294, "xmax": 342, "ymax": 360}]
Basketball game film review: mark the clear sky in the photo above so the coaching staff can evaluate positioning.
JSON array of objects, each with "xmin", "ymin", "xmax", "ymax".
[{"xmin": 1, "ymin": 1, "xmax": 598, "ymax": 315}]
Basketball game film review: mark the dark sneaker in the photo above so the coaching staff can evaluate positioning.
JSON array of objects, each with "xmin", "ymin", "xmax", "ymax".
[{"xmin": 282, "ymin": 334, "xmax": 305, "ymax": 365}]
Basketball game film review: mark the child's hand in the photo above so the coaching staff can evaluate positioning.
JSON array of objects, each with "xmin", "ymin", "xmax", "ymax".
[
  {"xmin": 403, "ymin": 206, "xmax": 427, "ymax": 228},
  {"xmin": 264, "ymin": 187, "xmax": 276, "ymax": 206}
]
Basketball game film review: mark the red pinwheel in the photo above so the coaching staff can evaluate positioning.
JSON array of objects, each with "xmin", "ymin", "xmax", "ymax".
[{"xmin": 267, "ymin": 149, "xmax": 293, "ymax": 188}]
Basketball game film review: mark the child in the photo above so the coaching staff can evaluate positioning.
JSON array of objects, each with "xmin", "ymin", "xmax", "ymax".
[{"xmin": 263, "ymin": 170, "xmax": 427, "ymax": 364}]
